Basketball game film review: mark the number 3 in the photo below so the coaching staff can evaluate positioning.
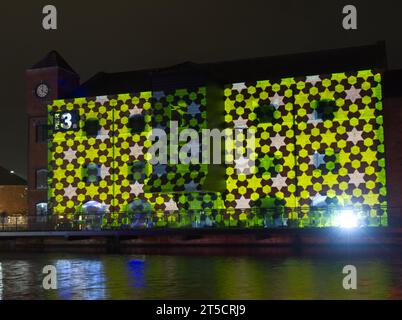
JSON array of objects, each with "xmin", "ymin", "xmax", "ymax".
[{"xmin": 61, "ymin": 113, "xmax": 72, "ymax": 130}]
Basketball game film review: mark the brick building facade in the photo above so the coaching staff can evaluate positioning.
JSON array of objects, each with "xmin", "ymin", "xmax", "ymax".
[{"xmin": 26, "ymin": 42, "xmax": 402, "ymax": 227}]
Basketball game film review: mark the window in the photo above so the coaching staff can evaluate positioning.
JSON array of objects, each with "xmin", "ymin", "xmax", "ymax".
[
  {"xmin": 36, "ymin": 122, "xmax": 48, "ymax": 143},
  {"xmin": 83, "ymin": 163, "xmax": 99, "ymax": 183},
  {"xmin": 258, "ymin": 152, "xmax": 281, "ymax": 176},
  {"xmin": 82, "ymin": 201, "xmax": 106, "ymax": 215},
  {"xmin": 84, "ymin": 118, "xmax": 100, "ymax": 137},
  {"xmin": 36, "ymin": 169, "xmax": 48, "ymax": 189},
  {"xmin": 255, "ymin": 104, "xmax": 277, "ymax": 123},
  {"xmin": 128, "ymin": 199, "xmax": 151, "ymax": 215},
  {"xmin": 129, "ymin": 114, "xmax": 146, "ymax": 134},
  {"xmin": 313, "ymin": 99, "xmax": 337, "ymax": 121},
  {"xmin": 128, "ymin": 161, "xmax": 147, "ymax": 182},
  {"xmin": 36, "ymin": 203, "xmax": 48, "ymax": 216},
  {"xmin": 312, "ymin": 151, "xmax": 326, "ymax": 169}
]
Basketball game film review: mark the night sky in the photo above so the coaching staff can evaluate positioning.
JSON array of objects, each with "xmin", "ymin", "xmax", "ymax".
[{"xmin": 0, "ymin": 0, "xmax": 401, "ymax": 179}]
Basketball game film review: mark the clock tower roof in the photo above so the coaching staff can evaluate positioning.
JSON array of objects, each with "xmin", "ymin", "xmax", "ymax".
[{"xmin": 29, "ymin": 50, "xmax": 77, "ymax": 74}]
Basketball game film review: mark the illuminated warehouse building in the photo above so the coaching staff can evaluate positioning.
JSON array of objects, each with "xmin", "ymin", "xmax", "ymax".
[{"xmin": 26, "ymin": 42, "xmax": 402, "ymax": 228}]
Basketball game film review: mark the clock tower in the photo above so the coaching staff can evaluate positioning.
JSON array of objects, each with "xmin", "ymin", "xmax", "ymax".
[{"xmin": 26, "ymin": 51, "xmax": 79, "ymax": 216}]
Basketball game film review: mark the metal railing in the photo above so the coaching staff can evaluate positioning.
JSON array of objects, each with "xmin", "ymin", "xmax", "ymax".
[{"xmin": 0, "ymin": 205, "xmax": 392, "ymax": 232}]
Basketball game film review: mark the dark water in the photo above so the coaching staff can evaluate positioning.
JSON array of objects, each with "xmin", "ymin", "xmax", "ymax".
[{"xmin": 0, "ymin": 247, "xmax": 402, "ymax": 300}]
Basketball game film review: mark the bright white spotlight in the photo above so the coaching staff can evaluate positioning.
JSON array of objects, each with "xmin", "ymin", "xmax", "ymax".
[{"xmin": 334, "ymin": 209, "xmax": 359, "ymax": 229}]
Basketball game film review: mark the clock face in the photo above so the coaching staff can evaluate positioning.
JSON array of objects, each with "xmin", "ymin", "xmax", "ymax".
[{"xmin": 35, "ymin": 83, "xmax": 49, "ymax": 98}]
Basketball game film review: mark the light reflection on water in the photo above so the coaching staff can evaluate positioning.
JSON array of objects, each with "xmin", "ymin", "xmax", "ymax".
[
  {"xmin": 56, "ymin": 260, "xmax": 107, "ymax": 300},
  {"xmin": 0, "ymin": 249, "xmax": 401, "ymax": 300}
]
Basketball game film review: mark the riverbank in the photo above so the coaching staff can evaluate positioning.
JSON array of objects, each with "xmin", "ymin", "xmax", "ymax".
[{"xmin": 1, "ymin": 227, "xmax": 401, "ymax": 252}]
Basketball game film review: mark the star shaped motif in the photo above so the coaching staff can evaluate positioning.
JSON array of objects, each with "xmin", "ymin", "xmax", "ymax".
[
  {"xmin": 153, "ymin": 91, "xmax": 165, "ymax": 101},
  {"xmin": 99, "ymin": 165, "xmax": 109, "ymax": 179},
  {"xmin": 295, "ymin": 91, "xmax": 310, "ymax": 106},
  {"xmin": 226, "ymin": 177, "xmax": 238, "ymax": 193},
  {"xmin": 129, "ymin": 106, "xmax": 143, "ymax": 116},
  {"xmin": 184, "ymin": 181, "xmax": 198, "ymax": 191},
  {"xmin": 188, "ymin": 196, "xmax": 203, "ymax": 209},
  {"xmin": 95, "ymin": 95, "xmax": 109, "ymax": 105},
  {"xmin": 98, "ymin": 128, "xmax": 110, "ymax": 142},
  {"xmin": 309, "ymin": 151, "xmax": 326, "ymax": 168},
  {"xmin": 259, "ymin": 155, "xmax": 274, "ymax": 171},
  {"xmin": 187, "ymin": 102, "xmax": 200, "ymax": 116},
  {"xmin": 103, "ymin": 204, "xmax": 111, "ymax": 213},
  {"xmin": 307, "ymin": 110, "xmax": 323, "ymax": 125},
  {"xmin": 298, "ymin": 173, "xmax": 312, "ymax": 190},
  {"xmin": 271, "ymin": 174, "xmax": 288, "ymax": 190},
  {"xmin": 130, "ymin": 143, "xmax": 143, "ymax": 159},
  {"xmin": 306, "ymin": 75, "xmax": 321, "ymax": 86},
  {"xmin": 361, "ymin": 148, "xmax": 377, "ymax": 165},
  {"xmin": 348, "ymin": 170, "xmax": 366, "ymax": 187},
  {"xmin": 64, "ymin": 184, "xmax": 77, "ymax": 199},
  {"xmin": 347, "ymin": 127, "xmax": 363, "ymax": 144},
  {"xmin": 248, "ymin": 175, "xmax": 262, "ymax": 191},
  {"xmin": 269, "ymin": 92, "xmax": 284, "ymax": 108},
  {"xmin": 269, "ymin": 134, "xmax": 286, "ymax": 150},
  {"xmin": 234, "ymin": 156, "xmax": 250, "ymax": 174},
  {"xmin": 321, "ymin": 129, "xmax": 337, "ymax": 146},
  {"xmin": 323, "ymin": 171, "xmax": 339, "ymax": 188},
  {"xmin": 153, "ymin": 164, "xmax": 166, "ymax": 177},
  {"xmin": 130, "ymin": 181, "xmax": 144, "ymax": 197},
  {"xmin": 345, "ymin": 86, "xmax": 361, "ymax": 103},
  {"xmin": 64, "ymin": 148, "xmax": 77, "ymax": 163},
  {"xmin": 363, "ymin": 191, "xmax": 379, "ymax": 206},
  {"xmin": 233, "ymin": 116, "xmax": 248, "ymax": 129},
  {"xmin": 235, "ymin": 196, "xmax": 250, "ymax": 209},
  {"xmin": 86, "ymin": 184, "xmax": 98, "ymax": 198},
  {"xmin": 311, "ymin": 193, "xmax": 327, "ymax": 207},
  {"xmin": 232, "ymin": 82, "xmax": 247, "ymax": 92},
  {"xmin": 165, "ymin": 199, "xmax": 178, "ymax": 211}
]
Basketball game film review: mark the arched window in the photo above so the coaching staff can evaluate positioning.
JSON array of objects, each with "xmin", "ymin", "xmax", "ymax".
[
  {"xmin": 36, "ymin": 120, "xmax": 48, "ymax": 143},
  {"xmin": 255, "ymin": 104, "xmax": 277, "ymax": 123},
  {"xmin": 83, "ymin": 163, "xmax": 100, "ymax": 184},
  {"xmin": 36, "ymin": 169, "xmax": 48, "ymax": 190},
  {"xmin": 128, "ymin": 199, "xmax": 151, "ymax": 215},
  {"xmin": 313, "ymin": 99, "xmax": 337, "ymax": 121},
  {"xmin": 129, "ymin": 114, "xmax": 146, "ymax": 134},
  {"xmin": 36, "ymin": 202, "xmax": 48, "ymax": 215},
  {"xmin": 82, "ymin": 201, "xmax": 106, "ymax": 215},
  {"xmin": 81, "ymin": 201, "xmax": 105, "ymax": 230},
  {"xmin": 84, "ymin": 118, "xmax": 100, "ymax": 137},
  {"xmin": 129, "ymin": 161, "xmax": 147, "ymax": 182}
]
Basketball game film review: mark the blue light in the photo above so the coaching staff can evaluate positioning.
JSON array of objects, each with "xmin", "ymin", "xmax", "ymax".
[{"xmin": 127, "ymin": 258, "xmax": 145, "ymax": 288}]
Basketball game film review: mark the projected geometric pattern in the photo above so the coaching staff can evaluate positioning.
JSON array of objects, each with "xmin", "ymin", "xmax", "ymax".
[
  {"xmin": 48, "ymin": 96, "xmax": 115, "ymax": 216},
  {"xmin": 48, "ymin": 69, "xmax": 387, "ymax": 227},
  {"xmin": 147, "ymin": 88, "xmax": 209, "ymax": 193},
  {"xmin": 293, "ymin": 70, "xmax": 386, "ymax": 226},
  {"xmin": 224, "ymin": 78, "xmax": 297, "ymax": 213},
  {"xmin": 224, "ymin": 70, "xmax": 387, "ymax": 226},
  {"xmin": 110, "ymin": 92, "xmax": 153, "ymax": 216},
  {"xmin": 48, "ymin": 88, "xmax": 222, "ymax": 226}
]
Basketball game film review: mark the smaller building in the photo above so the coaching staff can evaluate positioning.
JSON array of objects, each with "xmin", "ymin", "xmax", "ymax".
[{"xmin": 0, "ymin": 166, "xmax": 27, "ymax": 216}]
